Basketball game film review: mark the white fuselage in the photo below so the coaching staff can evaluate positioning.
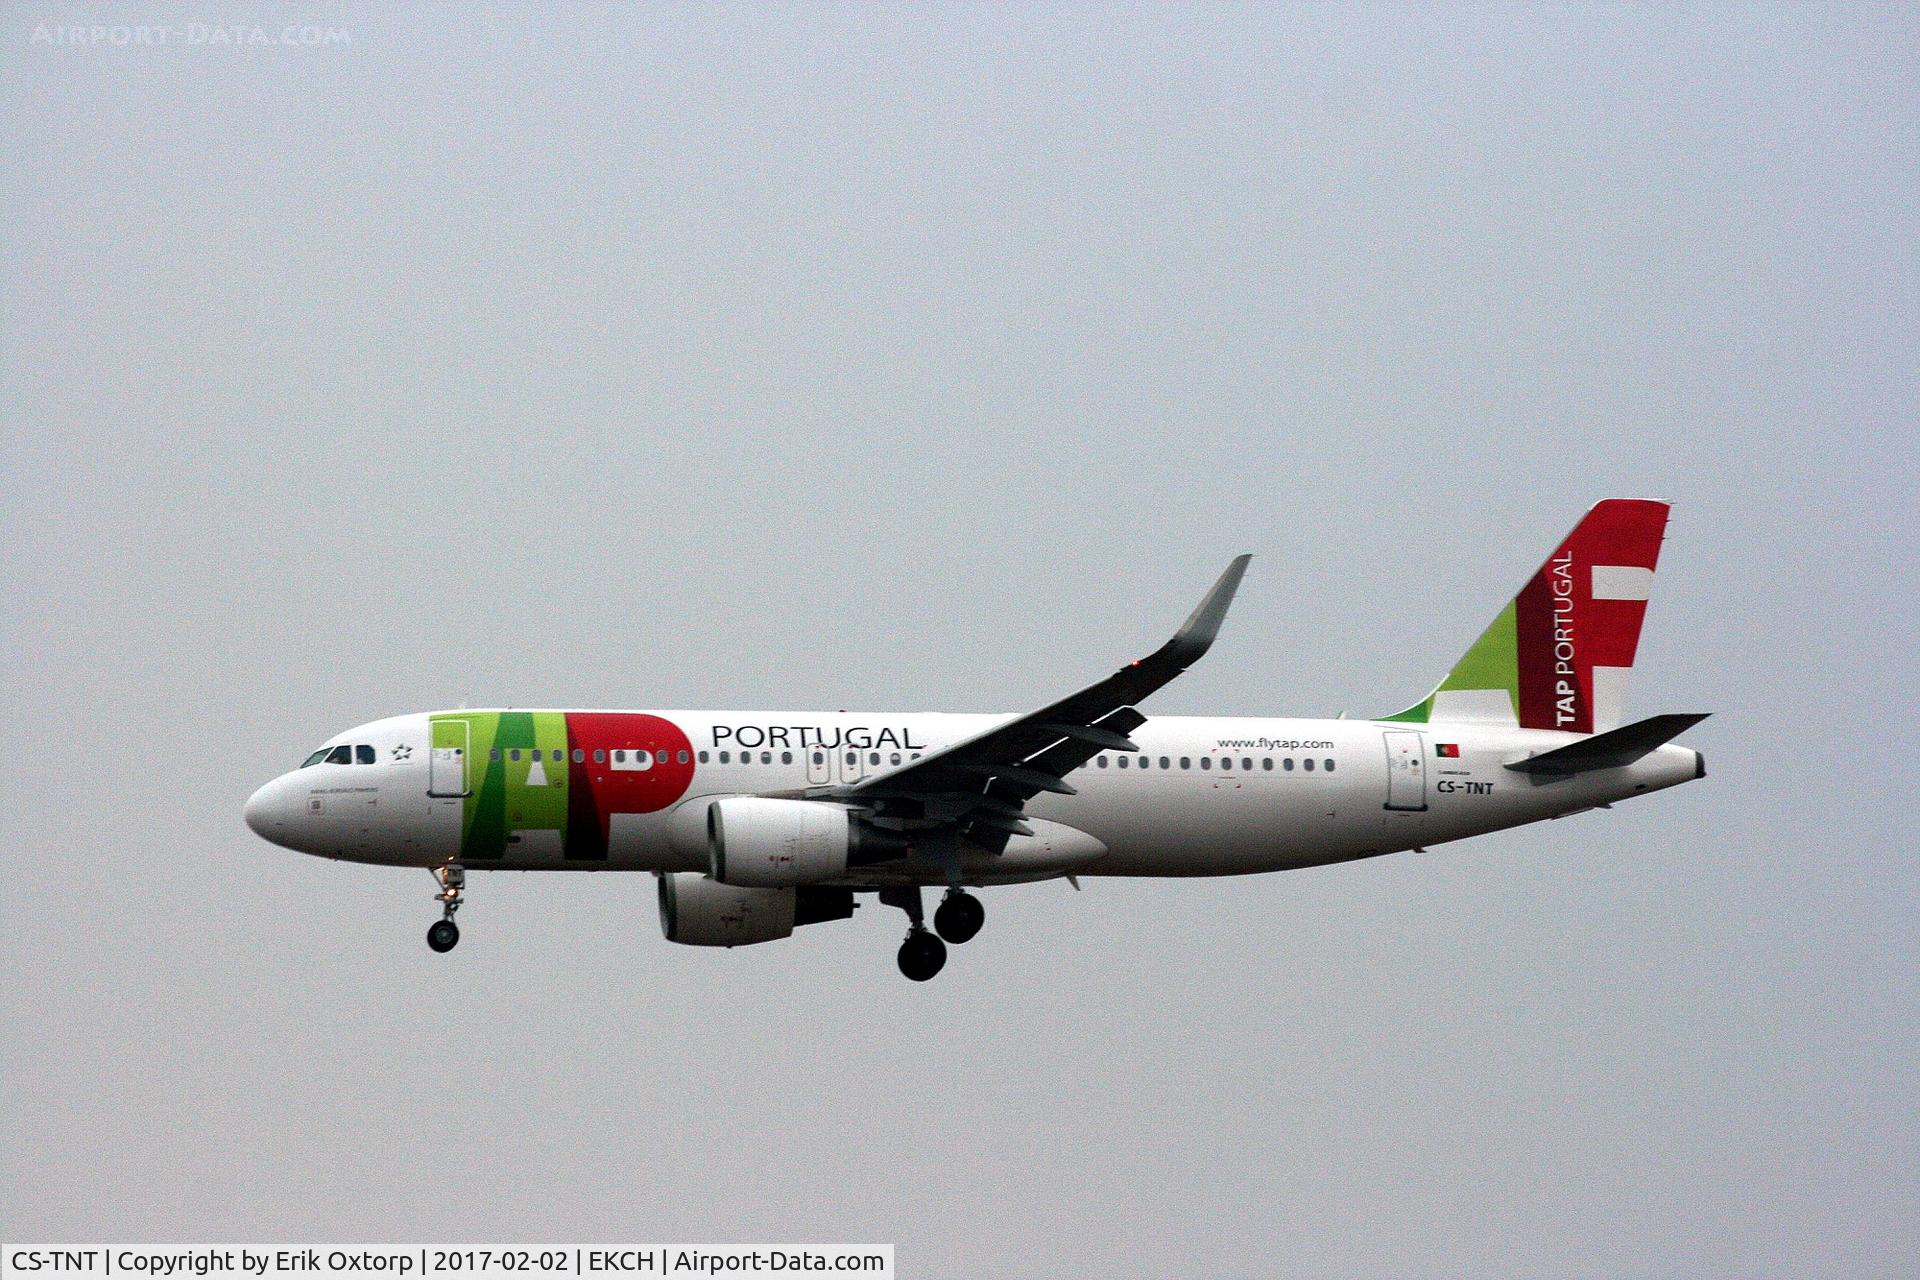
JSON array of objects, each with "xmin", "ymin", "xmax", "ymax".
[{"xmin": 244, "ymin": 709, "xmax": 1703, "ymax": 882}]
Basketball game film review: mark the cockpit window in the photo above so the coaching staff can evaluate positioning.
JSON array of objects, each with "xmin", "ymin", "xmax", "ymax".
[
  {"xmin": 356, "ymin": 745, "xmax": 376, "ymax": 764},
  {"xmin": 324, "ymin": 745, "xmax": 352, "ymax": 765},
  {"xmin": 301, "ymin": 748, "xmax": 329, "ymax": 768}
]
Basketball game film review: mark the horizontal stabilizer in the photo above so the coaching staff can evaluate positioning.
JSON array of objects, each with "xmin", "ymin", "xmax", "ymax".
[{"xmin": 1504, "ymin": 713, "xmax": 1709, "ymax": 777}]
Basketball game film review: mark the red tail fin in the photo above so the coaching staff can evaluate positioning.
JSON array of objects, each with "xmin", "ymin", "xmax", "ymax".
[
  {"xmin": 1516, "ymin": 499, "xmax": 1669, "ymax": 732},
  {"xmin": 1384, "ymin": 500, "xmax": 1672, "ymax": 733}
]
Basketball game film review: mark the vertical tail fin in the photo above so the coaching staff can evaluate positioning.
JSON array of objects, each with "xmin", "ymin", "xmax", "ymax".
[{"xmin": 1381, "ymin": 499, "xmax": 1671, "ymax": 733}]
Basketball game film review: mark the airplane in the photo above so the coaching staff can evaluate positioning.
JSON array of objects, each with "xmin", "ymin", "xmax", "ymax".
[{"xmin": 244, "ymin": 499, "xmax": 1707, "ymax": 981}]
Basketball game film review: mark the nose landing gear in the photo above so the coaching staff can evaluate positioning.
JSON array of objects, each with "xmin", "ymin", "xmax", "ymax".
[{"xmin": 427, "ymin": 862, "xmax": 465, "ymax": 952}]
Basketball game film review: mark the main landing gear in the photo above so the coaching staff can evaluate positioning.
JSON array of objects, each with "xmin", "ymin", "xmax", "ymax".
[
  {"xmin": 934, "ymin": 889, "xmax": 985, "ymax": 945},
  {"xmin": 897, "ymin": 929, "xmax": 946, "ymax": 982},
  {"xmin": 881, "ymin": 886, "xmax": 944, "ymax": 981},
  {"xmin": 427, "ymin": 862, "xmax": 464, "ymax": 953},
  {"xmin": 881, "ymin": 887, "xmax": 986, "ymax": 980}
]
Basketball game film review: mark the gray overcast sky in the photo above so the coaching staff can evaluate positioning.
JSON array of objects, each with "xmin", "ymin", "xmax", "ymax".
[{"xmin": 3, "ymin": 4, "xmax": 1915, "ymax": 1276}]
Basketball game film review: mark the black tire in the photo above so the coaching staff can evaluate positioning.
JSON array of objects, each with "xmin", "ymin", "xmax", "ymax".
[
  {"xmin": 896, "ymin": 930, "xmax": 947, "ymax": 982},
  {"xmin": 933, "ymin": 892, "xmax": 985, "ymax": 945},
  {"xmin": 427, "ymin": 919, "xmax": 460, "ymax": 953}
]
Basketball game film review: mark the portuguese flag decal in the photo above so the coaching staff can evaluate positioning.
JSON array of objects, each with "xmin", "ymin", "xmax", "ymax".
[{"xmin": 1435, "ymin": 743, "xmax": 1461, "ymax": 758}]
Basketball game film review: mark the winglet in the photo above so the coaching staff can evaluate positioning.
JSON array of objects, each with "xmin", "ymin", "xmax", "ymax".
[{"xmin": 1156, "ymin": 554, "xmax": 1252, "ymax": 670}]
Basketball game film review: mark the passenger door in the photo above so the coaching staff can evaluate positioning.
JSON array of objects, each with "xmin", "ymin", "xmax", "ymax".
[
  {"xmin": 429, "ymin": 719, "xmax": 471, "ymax": 797},
  {"xmin": 1383, "ymin": 730, "xmax": 1428, "ymax": 812}
]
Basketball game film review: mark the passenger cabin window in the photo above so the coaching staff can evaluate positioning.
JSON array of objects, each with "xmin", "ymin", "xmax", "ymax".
[
  {"xmin": 573, "ymin": 749, "xmax": 585, "ymax": 763},
  {"xmin": 593, "ymin": 749, "xmax": 605, "ymax": 763},
  {"xmin": 677, "ymin": 750, "xmax": 689, "ymax": 764},
  {"xmin": 356, "ymin": 745, "xmax": 375, "ymax": 764},
  {"xmin": 1200, "ymin": 757, "xmax": 1211, "ymax": 770},
  {"xmin": 1325, "ymin": 758, "xmax": 1336, "ymax": 772},
  {"xmin": 1284, "ymin": 758, "xmax": 1294, "ymax": 771},
  {"xmin": 1304, "ymin": 758, "xmax": 1315, "ymax": 771},
  {"xmin": 325, "ymin": 745, "xmax": 352, "ymax": 765},
  {"xmin": 719, "ymin": 751, "xmax": 730, "ymax": 763},
  {"xmin": 1220, "ymin": 757, "xmax": 1231, "ymax": 771},
  {"xmin": 1263, "ymin": 758, "xmax": 1273, "ymax": 771},
  {"xmin": 698, "ymin": 750, "xmax": 709, "ymax": 764},
  {"xmin": 1180, "ymin": 757, "xmax": 1191, "ymax": 769},
  {"xmin": 782, "ymin": 751, "xmax": 793, "ymax": 764},
  {"xmin": 1117, "ymin": 755, "xmax": 1128, "ymax": 768}
]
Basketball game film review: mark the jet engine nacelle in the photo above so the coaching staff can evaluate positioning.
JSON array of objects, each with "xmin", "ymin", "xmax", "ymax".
[
  {"xmin": 657, "ymin": 873, "xmax": 856, "ymax": 947},
  {"xmin": 708, "ymin": 796, "xmax": 852, "ymax": 887}
]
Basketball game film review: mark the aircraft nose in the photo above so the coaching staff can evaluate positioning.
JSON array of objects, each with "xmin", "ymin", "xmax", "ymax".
[{"xmin": 245, "ymin": 778, "xmax": 286, "ymax": 841}]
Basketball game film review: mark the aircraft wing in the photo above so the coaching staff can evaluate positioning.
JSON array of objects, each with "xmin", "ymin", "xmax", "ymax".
[{"xmin": 823, "ymin": 554, "xmax": 1251, "ymax": 852}]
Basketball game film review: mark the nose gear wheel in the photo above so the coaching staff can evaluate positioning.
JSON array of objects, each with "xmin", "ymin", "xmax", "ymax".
[{"xmin": 428, "ymin": 862, "xmax": 465, "ymax": 952}]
